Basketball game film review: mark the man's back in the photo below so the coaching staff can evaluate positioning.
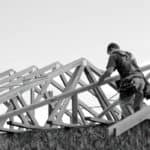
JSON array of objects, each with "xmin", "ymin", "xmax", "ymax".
[{"xmin": 107, "ymin": 50, "xmax": 142, "ymax": 79}]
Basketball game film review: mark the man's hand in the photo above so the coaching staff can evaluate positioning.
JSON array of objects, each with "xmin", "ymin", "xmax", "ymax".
[{"xmin": 98, "ymin": 67, "xmax": 114, "ymax": 85}]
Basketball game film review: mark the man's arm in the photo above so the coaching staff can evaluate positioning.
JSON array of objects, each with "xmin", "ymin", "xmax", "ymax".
[
  {"xmin": 98, "ymin": 67, "xmax": 114, "ymax": 85},
  {"xmin": 98, "ymin": 53, "xmax": 116, "ymax": 85},
  {"xmin": 131, "ymin": 55, "xmax": 140, "ymax": 69}
]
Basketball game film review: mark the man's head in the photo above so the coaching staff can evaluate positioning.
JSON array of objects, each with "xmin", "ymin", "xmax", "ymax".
[{"xmin": 107, "ymin": 42, "xmax": 120, "ymax": 55}]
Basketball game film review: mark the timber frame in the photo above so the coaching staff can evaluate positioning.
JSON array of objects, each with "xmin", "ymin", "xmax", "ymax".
[{"xmin": 0, "ymin": 58, "xmax": 149, "ymax": 136}]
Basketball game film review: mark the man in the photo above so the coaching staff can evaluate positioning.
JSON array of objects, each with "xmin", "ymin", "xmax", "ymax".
[{"xmin": 98, "ymin": 43, "xmax": 145, "ymax": 118}]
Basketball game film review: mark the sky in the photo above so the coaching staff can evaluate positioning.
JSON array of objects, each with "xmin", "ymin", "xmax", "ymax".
[{"xmin": 0, "ymin": 0, "xmax": 149, "ymax": 72}]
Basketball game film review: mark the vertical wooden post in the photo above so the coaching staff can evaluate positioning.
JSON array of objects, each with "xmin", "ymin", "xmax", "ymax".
[
  {"xmin": 46, "ymin": 91, "xmax": 53, "ymax": 127},
  {"xmin": 30, "ymin": 69, "xmax": 36, "ymax": 117},
  {"xmin": 72, "ymin": 94, "xmax": 78, "ymax": 124},
  {"xmin": 48, "ymin": 91, "xmax": 53, "ymax": 116},
  {"xmin": 9, "ymin": 71, "xmax": 15, "ymax": 129},
  {"xmin": 9, "ymin": 101, "xmax": 14, "ymax": 129},
  {"xmin": 30, "ymin": 88, "xmax": 35, "ymax": 116}
]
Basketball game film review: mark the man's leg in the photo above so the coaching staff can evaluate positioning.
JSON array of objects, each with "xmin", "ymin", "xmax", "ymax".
[
  {"xmin": 120, "ymin": 94, "xmax": 135, "ymax": 118},
  {"xmin": 132, "ymin": 78, "xmax": 145, "ymax": 112}
]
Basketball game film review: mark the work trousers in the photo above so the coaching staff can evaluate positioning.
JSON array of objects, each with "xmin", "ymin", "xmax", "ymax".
[{"xmin": 120, "ymin": 77, "xmax": 145, "ymax": 118}]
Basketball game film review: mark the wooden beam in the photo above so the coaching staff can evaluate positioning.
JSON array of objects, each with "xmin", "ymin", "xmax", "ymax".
[
  {"xmin": 65, "ymin": 110, "xmax": 82, "ymax": 125},
  {"xmin": 64, "ymin": 69, "xmax": 95, "ymax": 96},
  {"xmin": 10, "ymin": 98, "xmax": 29, "ymax": 125},
  {"xmin": 47, "ymin": 120, "xmax": 98, "ymax": 128},
  {"xmin": 0, "ymin": 70, "xmax": 16, "ymax": 129},
  {"xmin": 8, "ymin": 73, "xmax": 15, "ymax": 130},
  {"xmin": 72, "ymin": 94, "xmax": 78, "ymax": 124},
  {"xmin": 98, "ymin": 100, "xmax": 119, "ymax": 118},
  {"xmin": 47, "ymin": 120, "xmax": 80, "ymax": 127},
  {"xmin": 16, "ymin": 94, "xmax": 39, "ymax": 125},
  {"xmin": 50, "ymin": 79, "xmax": 98, "ymax": 117},
  {"xmin": 39, "ymin": 62, "xmax": 61, "ymax": 74},
  {"xmin": 0, "ymin": 107, "xmax": 12, "ymax": 127},
  {"xmin": 0, "ymin": 69, "xmax": 15, "ymax": 78},
  {"xmin": 85, "ymin": 117, "xmax": 114, "ymax": 124},
  {"xmin": 47, "ymin": 91, "xmax": 53, "ymax": 115},
  {"xmin": 60, "ymin": 74, "xmax": 68, "ymax": 87},
  {"xmin": 7, "ymin": 121, "xmax": 49, "ymax": 130},
  {"xmin": 84, "ymin": 66, "xmax": 114, "ymax": 121},
  {"xmin": 31, "ymin": 81, "xmax": 50, "ymax": 103},
  {"xmin": 77, "ymin": 106, "xmax": 86, "ymax": 124},
  {"xmin": 0, "ymin": 66, "xmax": 37, "ymax": 91},
  {"xmin": 79, "ymin": 101, "xmax": 98, "ymax": 117},
  {"xmin": 88, "ymin": 61, "xmax": 118, "ymax": 89},
  {"xmin": 108, "ymin": 105, "xmax": 150, "ymax": 136},
  {"xmin": 0, "ymin": 127, "xmax": 24, "ymax": 133},
  {"xmin": 56, "ymin": 66, "xmax": 84, "ymax": 122},
  {"xmin": 30, "ymin": 88, "xmax": 35, "ymax": 116}
]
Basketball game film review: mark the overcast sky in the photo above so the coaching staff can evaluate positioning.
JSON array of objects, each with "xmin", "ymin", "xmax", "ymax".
[{"xmin": 0, "ymin": 0, "xmax": 149, "ymax": 72}]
